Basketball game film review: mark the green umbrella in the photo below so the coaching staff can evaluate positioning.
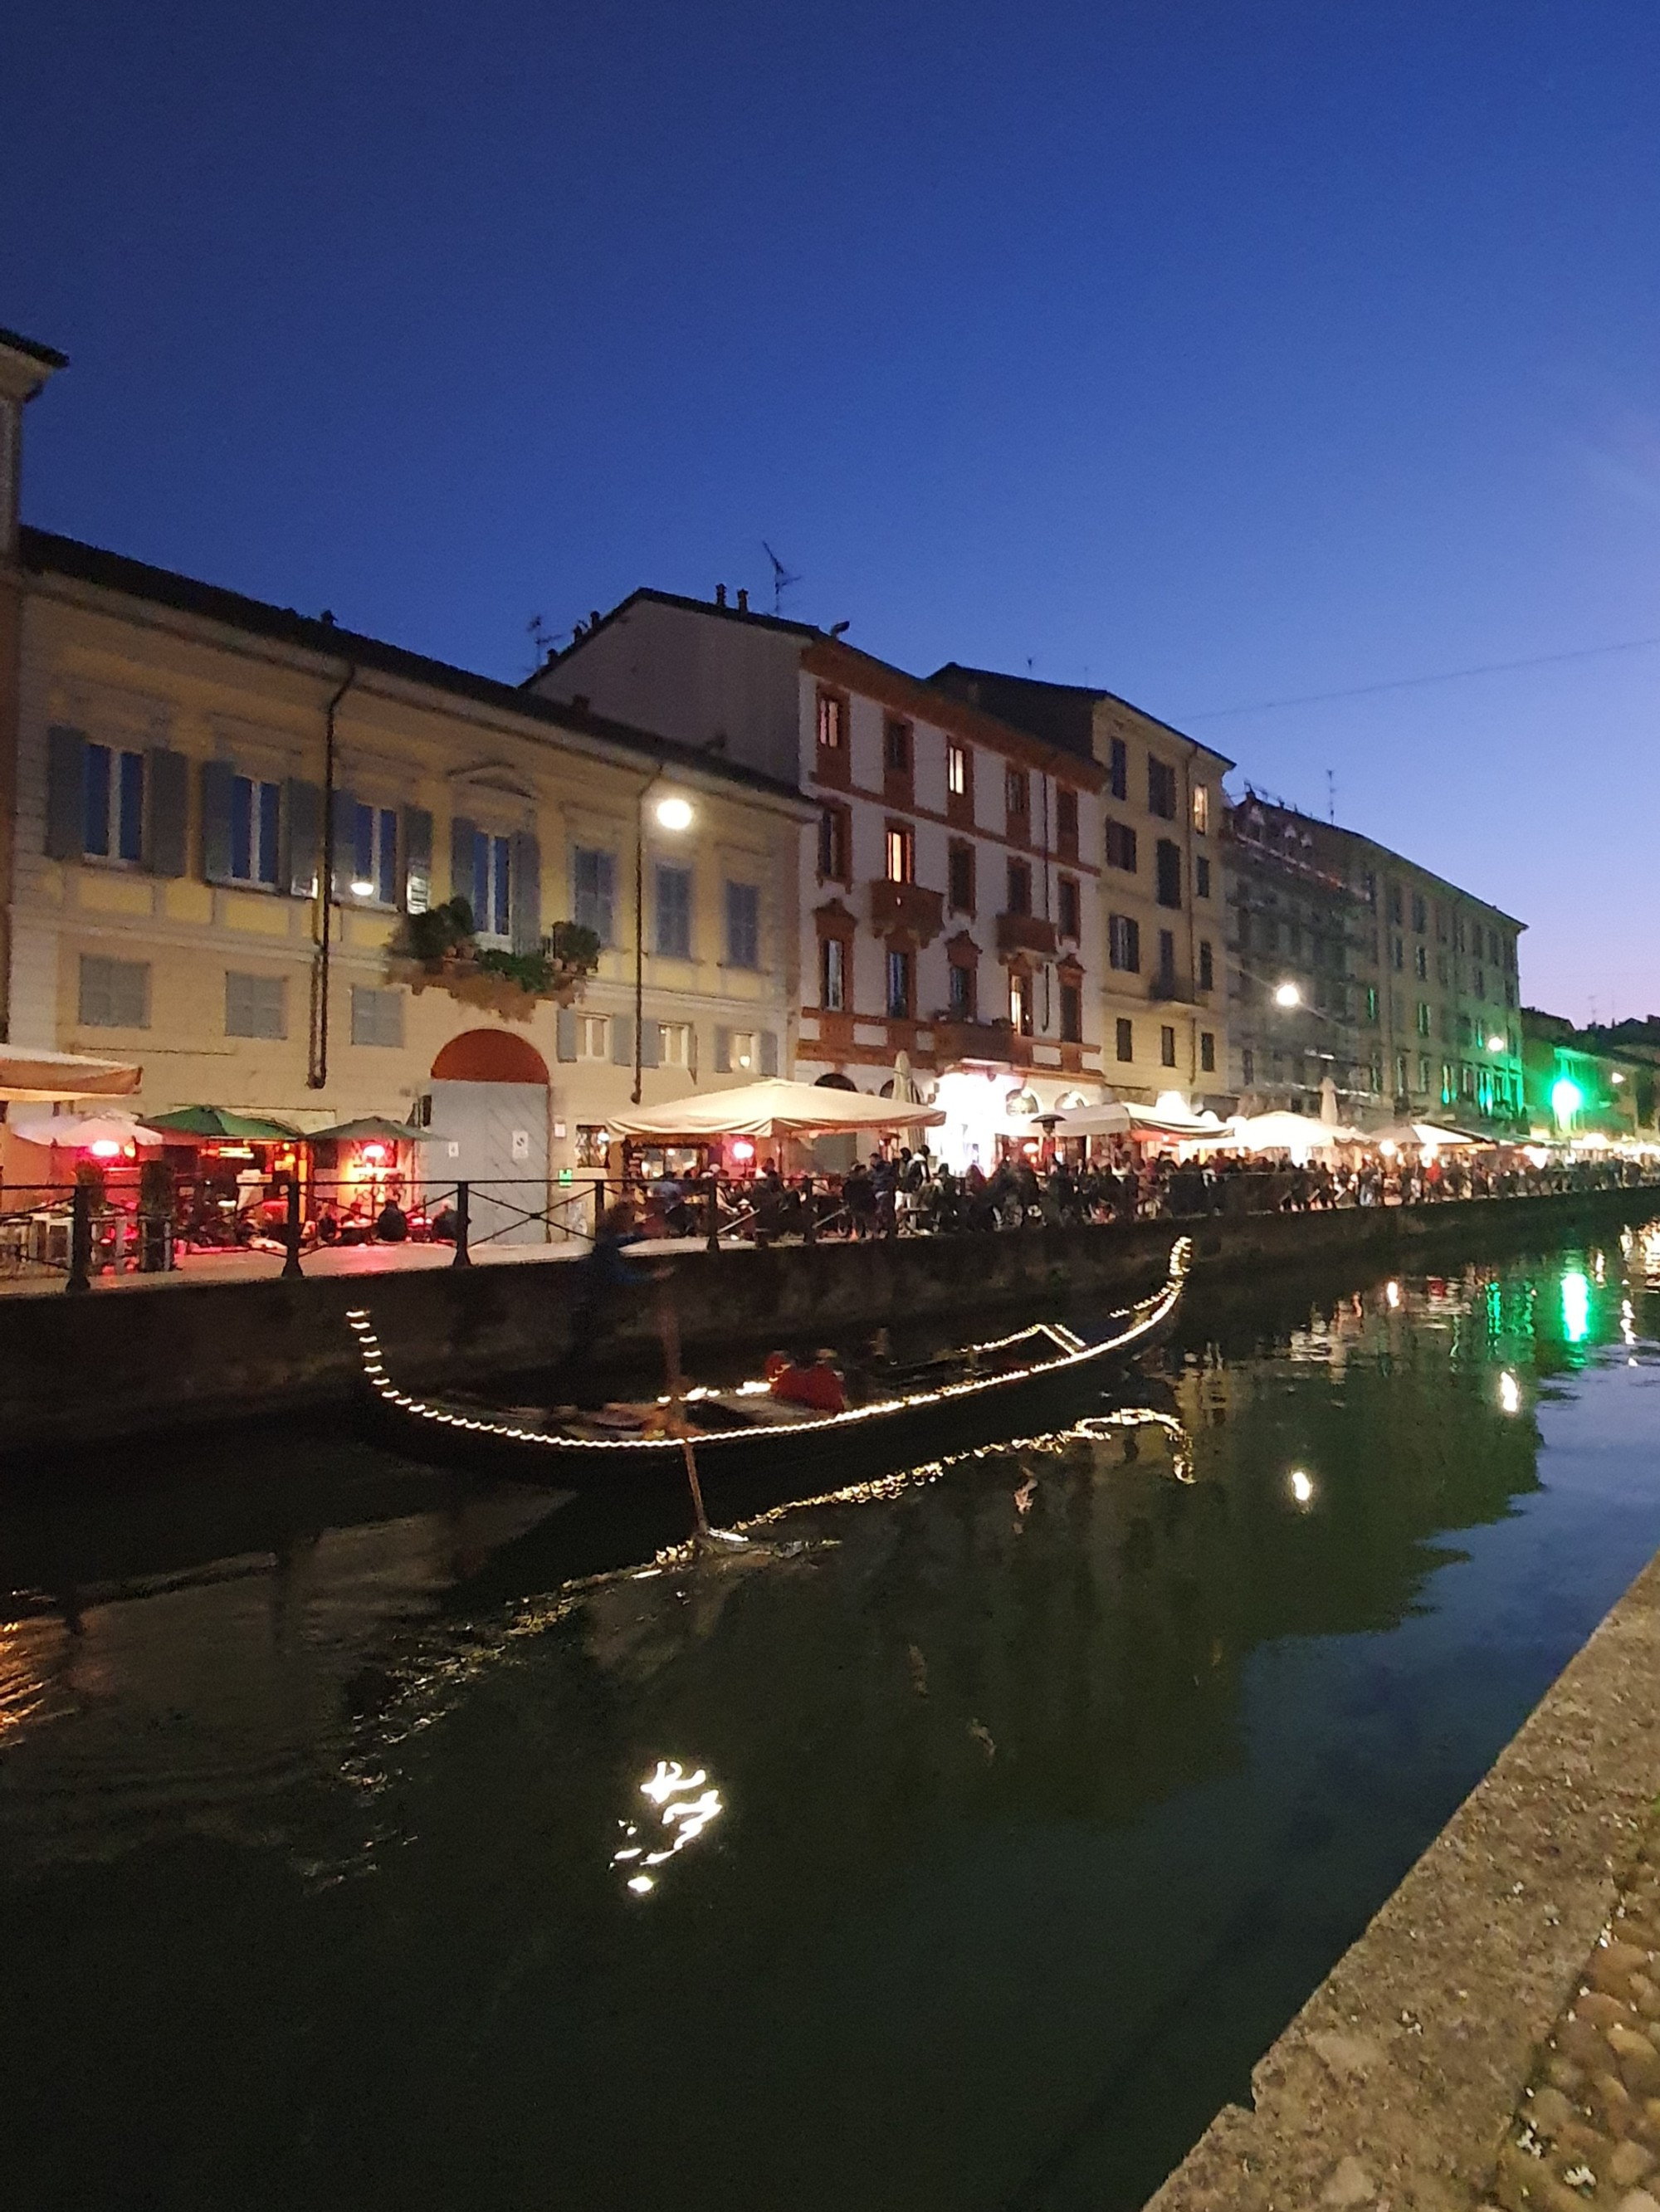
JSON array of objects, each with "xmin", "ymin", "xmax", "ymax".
[
  {"xmin": 304, "ymin": 1116, "xmax": 438, "ymax": 1144},
  {"xmin": 147, "ymin": 1105, "xmax": 305, "ymax": 1142}
]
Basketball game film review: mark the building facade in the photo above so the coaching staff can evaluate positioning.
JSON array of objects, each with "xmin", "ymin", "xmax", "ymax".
[
  {"xmin": 0, "ymin": 334, "xmax": 808, "ymax": 1203},
  {"xmin": 538, "ymin": 593, "xmax": 1113, "ymax": 1165},
  {"xmin": 930, "ymin": 668, "xmax": 1233, "ymax": 1109},
  {"xmin": 1521, "ymin": 1010, "xmax": 1657, "ymax": 1145}
]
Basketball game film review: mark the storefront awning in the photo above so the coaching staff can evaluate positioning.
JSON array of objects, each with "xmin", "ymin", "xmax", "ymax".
[{"xmin": 0, "ymin": 1047, "xmax": 143, "ymax": 1103}]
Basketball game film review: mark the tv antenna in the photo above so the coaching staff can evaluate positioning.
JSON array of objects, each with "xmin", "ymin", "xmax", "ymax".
[
  {"xmin": 762, "ymin": 541, "xmax": 801, "ymax": 616},
  {"xmin": 527, "ymin": 613, "xmax": 557, "ymax": 670}
]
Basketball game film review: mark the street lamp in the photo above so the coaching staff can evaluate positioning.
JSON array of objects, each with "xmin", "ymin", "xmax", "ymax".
[
  {"xmin": 1273, "ymin": 979, "xmax": 1302, "ymax": 1008},
  {"xmin": 633, "ymin": 779, "xmax": 695, "ymax": 1104},
  {"xmin": 1486, "ymin": 1033, "xmax": 1506, "ymax": 1054}
]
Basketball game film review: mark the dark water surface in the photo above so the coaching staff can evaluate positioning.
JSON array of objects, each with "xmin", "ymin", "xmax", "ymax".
[{"xmin": 6, "ymin": 1228, "xmax": 1660, "ymax": 2211}]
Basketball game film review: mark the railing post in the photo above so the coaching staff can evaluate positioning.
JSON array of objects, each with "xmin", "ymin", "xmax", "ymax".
[
  {"xmin": 451, "ymin": 1181, "xmax": 471, "ymax": 1267},
  {"xmin": 593, "ymin": 1177, "xmax": 606, "ymax": 1240},
  {"xmin": 705, "ymin": 1174, "xmax": 720, "ymax": 1253},
  {"xmin": 281, "ymin": 1175, "xmax": 305, "ymax": 1280},
  {"xmin": 66, "ymin": 1180, "xmax": 92, "ymax": 1296}
]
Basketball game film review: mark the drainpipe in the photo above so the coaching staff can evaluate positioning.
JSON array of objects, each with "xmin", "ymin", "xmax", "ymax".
[{"xmin": 308, "ymin": 661, "xmax": 357, "ymax": 1089}]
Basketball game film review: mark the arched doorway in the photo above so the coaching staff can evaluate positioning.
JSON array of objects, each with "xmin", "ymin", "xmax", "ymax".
[{"xmin": 427, "ymin": 1028, "xmax": 551, "ymax": 1246}]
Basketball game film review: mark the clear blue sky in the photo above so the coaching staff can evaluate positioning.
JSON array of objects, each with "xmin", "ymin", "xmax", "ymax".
[{"xmin": 6, "ymin": 1, "xmax": 1658, "ymax": 1020}]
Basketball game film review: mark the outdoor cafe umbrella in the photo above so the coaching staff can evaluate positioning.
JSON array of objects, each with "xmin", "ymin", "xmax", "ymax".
[
  {"xmin": 302, "ymin": 1116, "xmax": 442, "ymax": 1145},
  {"xmin": 145, "ymin": 1105, "xmax": 305, "ymax": 1142},
  {"xmin": 1226, "ymin": 1110, "xmax": 1340, "ymax": 1157},
  {"xmin": 606, "ymin": 1077, "xmax": 945, "ymax": 1140},
  {"xmin": 7, "ymin": 1107, "xmax": 168, "ymax": 1150},
  {"xmin": 0, "ymin": 1046, "xmax": 143, "ymax": 1103},
  {"xmin": 1358, "ymin": 1121, "xmax": 1488, "ymax": 1151}
]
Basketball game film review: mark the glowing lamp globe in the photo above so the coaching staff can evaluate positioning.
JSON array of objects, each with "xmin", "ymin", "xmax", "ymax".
[
  {"xmin": 1550, "ymin": 1077, "xmax": 1583, "ymax": 1126},
  {"xmin": 655, "ymin": 796, "xmax": 694, "ymax": 833},
  {"xmin": 1273, "ymin": 981, "xmax": 1301, "ymax": 1008}
]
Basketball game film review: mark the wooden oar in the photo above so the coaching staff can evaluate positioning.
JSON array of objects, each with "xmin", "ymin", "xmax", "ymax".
[{"xmin": 657, "ymin": 1294, "xmax": 711, "ymax": 1541}]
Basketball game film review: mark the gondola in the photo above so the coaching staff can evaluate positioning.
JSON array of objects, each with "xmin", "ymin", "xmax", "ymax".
[{"xmin": 344, "ymin": 1237, "xmax": 1192, "ymax": 1496}]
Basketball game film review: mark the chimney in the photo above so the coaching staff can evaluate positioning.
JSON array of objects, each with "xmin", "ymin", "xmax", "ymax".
[
  {"xmin": 0, "ymin": 327, "xmax": 66, "ymax": 562},
  {"xmin": 736, "ymin": 588, "xmax": 749, "ymax": 613},
  {"xmin": 715, "ymin": 584, "xmax": 727, "ymax": 606}
]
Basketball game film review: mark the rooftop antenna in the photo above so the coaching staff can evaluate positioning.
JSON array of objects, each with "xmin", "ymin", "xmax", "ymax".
[
  {"xmin": 761, "ymin": 541, "xmax": 801, "ymax": 616},
  {"xmin": 527, "ymin": 613, "xmax": 555, "ymax": 671}
]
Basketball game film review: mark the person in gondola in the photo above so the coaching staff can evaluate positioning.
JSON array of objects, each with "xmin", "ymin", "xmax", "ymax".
[
  {"xmin": 764, "ymin": 1347, "xmax": 847, "ymax": 1414},
  {"xmin": 554, "ymin": 1199, "xmax": 658, "ymax": 1401}
]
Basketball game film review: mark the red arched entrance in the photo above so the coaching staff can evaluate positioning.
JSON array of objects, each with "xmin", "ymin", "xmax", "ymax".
[{"xmin": 430, "ymin": 1030, "xmax": 549, "ymax": 1084}]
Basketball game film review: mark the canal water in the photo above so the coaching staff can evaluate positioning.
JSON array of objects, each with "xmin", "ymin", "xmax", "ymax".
[{"xmin": 5, "ymin": 1226, "xmax": 1660, "ymax": 2212}]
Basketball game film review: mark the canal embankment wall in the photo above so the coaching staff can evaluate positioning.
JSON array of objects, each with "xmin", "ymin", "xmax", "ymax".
[
  {"xmin": 1143, "ymin": 1521, "xmax": 1660, "ymax": 2212},
  {"xmin": 2, "ymin": 1183, "xmax": 1655, "ymax": 1458}
]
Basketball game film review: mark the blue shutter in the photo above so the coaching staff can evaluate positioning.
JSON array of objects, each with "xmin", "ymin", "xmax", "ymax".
[
  {"xmin": 759, "ymin": 1030, "xmax": 779, "ymax": 1077},
  {"xmin": 611, "ymin": 1013, "xmax": 633, "ymax": 1067},
  {"xmin": 510, "ymin": 829, "xmax": 541, "ymax": 952},
  {"xmin": 555, "ymin": 1007, "xmax": 578, "ymax": 1062},
  {"xmin": 403, "ymin": 807, "xmax": 432, "ymax": 913},
  {"xmin": 45, "ymin": 725, "xmax": 87, "ymax": 860},
  {"xmin": 714, "ymin": 1026, "xmax": 730, "ymax": 1074},
  {"xmin": 638, "ymin": 1018, "xmax": 659, "ymax": 1069},
  {"xmin": 145, "ymin": 748, "xmax": 188, "ymax": 876},
  {"xmin": 200, "ymin": 760, "xmax": 236, "ymax": 884},
  {"xmin": 449, "ymin": 814, "xmax": 478, "ymax": 927}
]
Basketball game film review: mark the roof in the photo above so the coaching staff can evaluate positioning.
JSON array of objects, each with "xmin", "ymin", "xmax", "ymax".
[
  {"xmin": 537, "ymin": 584, "xmax": 821, "ymax": 681},
  {"xmin": 19, "ymin": 529, "xmax": 808, "ymax": 813},
  {"xmin": 0, "ymin": 325, "xmax": 69, "ymax": 372},
  {"xmin": 930, "ymin": 662, "xmax": 1236, "ymax": 773},
  {"xmin": 1227, "ymin": 787, "xmax": 1526, "ymax": 930}
]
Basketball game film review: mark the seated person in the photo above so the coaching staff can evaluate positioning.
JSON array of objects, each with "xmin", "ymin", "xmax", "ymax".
[
  {"xmin": 427, "ymin": 1200, "xmax": 459, "ymax": 1243},
  {"xmin": 375, "ymin": 1197, "xmax": 410, "ymax": 1243},
  {"xmin": 764, "ymin": 1348, "xmax": 847, "ymax": 1414}
]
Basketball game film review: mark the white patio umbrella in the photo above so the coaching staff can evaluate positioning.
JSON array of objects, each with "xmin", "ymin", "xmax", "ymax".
[
  {"xmin": 606, "ymin": 1077, "xmax": 945, "ymax": 1140},
  {"xmin": 7, "ymin": 1107, "xmax": 168, "ymax": 1150},
  {"xmin": 1228, "ymin": 1110, "xmax": 1340, "ymax": 1159}
]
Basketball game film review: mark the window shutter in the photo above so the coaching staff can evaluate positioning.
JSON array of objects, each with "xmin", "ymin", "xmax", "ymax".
[
  {"xmin": 330, "ymin": 787, "xmax": 357, "ymax": 899},
  {"xmin": 510, "ymin": 829, "xmax": 541, "ymax": 952},
  {"xmin": 759, "ymin": 1030, "xmax": 779, "ymax": 1077},
  {"xmin": 403, "ymin": 807, "xmax": 432, "ymax": 914},
  {"xmin": 450, "ymin": 814, "xmax": 478, "ymax": 925},
  {"xmin": 688, "ymin": 1024, "xmax": 700, "ymax": 1079},
  {"xmin": 638, "ymin": 1019, "xmax": 659, "ymax": 1069},
  {"xmin": 45, "ymin": 725, "xmax": 87, "ymax": 860},
  {"xmin": 555, "ymin": 1007, "xmax": 578, "ymax": 1062},
  {"xmin": 714, "ymin": 1026, "xmax": 730, "ymax": 1074},
  {"xmin": 200, "ymin": 760, "xmax": 236, "ymax": 884},
  {"xmin": 611, "ymin": 1013, "xmax": 633, "ymax": 1067},
  {"xmin": 145, "ymin": 747, "xmax": 188, "ymax": 876},
  {"xmin": 285, "ymin": 779, "xmax": 321, "ymax": 899}
]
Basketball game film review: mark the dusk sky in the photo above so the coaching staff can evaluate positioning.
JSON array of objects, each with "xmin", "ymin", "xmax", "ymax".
[{"xmin": 6, "ymin": 2, "xmax": 1658, "ymax": 1021}]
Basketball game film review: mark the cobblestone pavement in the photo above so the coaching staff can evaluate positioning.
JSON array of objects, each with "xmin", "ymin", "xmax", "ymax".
[{"xmin": 1485, "ymin": 1809, "xmax": 1660, "ymax": 2212}]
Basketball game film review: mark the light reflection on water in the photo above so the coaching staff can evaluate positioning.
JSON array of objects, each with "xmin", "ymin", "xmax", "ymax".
[{"xmin": 2, "ymin": 1233, "xmax": 1660, "ymax": 2212}]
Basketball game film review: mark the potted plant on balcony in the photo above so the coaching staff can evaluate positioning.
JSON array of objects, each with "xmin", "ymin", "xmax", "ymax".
[{"xmin": 386, "ymin": 900, "xmax": 602, "ymax": 1022}]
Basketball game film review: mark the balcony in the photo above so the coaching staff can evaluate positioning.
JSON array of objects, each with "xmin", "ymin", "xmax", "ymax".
[
  {"xmin": 869, "ymin": 878, "xmax": 945, "ymax": 946},
  {"xmin": 931, "ymin": 1015, "xmax": 1019, "ymax": 1065},
  {"xmin": 1148, "ymin": 966, "xmax": 1198, "ymax": 1003},
  {"xmin": 995, "ymin": 911, "xmax": 1059, "ymax": 958}
]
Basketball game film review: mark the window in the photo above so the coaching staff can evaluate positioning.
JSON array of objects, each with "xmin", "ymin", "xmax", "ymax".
[
  {"xmin": 1242, "ymin": 1046, "xmax": 1255, "ymax": 1086},
  {"xmin": 1361, "ymin": 869, "xmax": 1377, "ymax": 907},
  {"xmin": 1199, "ymin": 940, "xmax": 1214, "ymax": 992},
  {"xmin": 820, "ymin": 935, "xmax": 846, "ymax": 1011},
  {"xmin": 1394, "ymin": 1051, "xmax": 1409, "ymax": 1095},
  {"xmin": 816, "ymin": 692, "xmax": 845, "ymax": 751},
  {"xmin": 572, "ymin": 846, "xmax": 613, "ymax": 944},
  {"xmin": 469, "ymin": 830, "xmax": 510, "ymax": 940},
  {"xmin": 885, "ymin": 823, "xmax": 915, "ymax": 883},
  {"xmin": 655, "ymin": 864, "xmax": 693, "ymax": 958},
  {"xmin": 1200, "ymin": 1030, "xmax": 1216, "ymax": 1073},
  {"xmin": 1056, "ymin": 786, "xmax": 1079, "ymax": 856},
  {"xmin": 1416, "ymin": 1000, "xmax": 1432, "ymax": 1037},
  {"xmin": 948, "ymin": 841, "xmax": 975, "ymax": 914},
  {"xmin": 579, "ymin": 1013, "xmax": 611, "ymax": 1060},
  {"xmin": 1148, "ymin": 757, "xmax": 1177, "ymax": 819},
  {"xmin": 886, "ymin": 948, "xmax": 912, "ymax": 1019},
  {"xmin": 1009, "ymin": 970, "xmax": 1033, "ymax": 1036},
  {"xmin": 1160, "ymin": 1024, "xmax": 1177, "ymax": 1068},
  {"xmin": 948, "ymin": 960, "xmax": 975, "ymax": 1018},
  {"xmin": 1156, "ymin": 927, "xmax": 1177, "ymax": 989},
  {"xmin": 1005, "ymin": 857, "xmax": 1032, "ymax": 916},
  {"xmin": 947, "ymin": 742, "xmax": 969, "ymax": 797},
  {"xmin": 1388, "ymin": 885, "xmax": 1404, "ymax": 926},
  {"xmin": 1105, "ymin": 819, "xmax": 1138, "ymax": 872},
  {"xmin": 1109, "ymin": 913, "xmax": 1141, "ymax": 972},
  {"xmin": 78, "ymin": 955, "xmax": 149, "ymax": 1028},
  {"xmin": 84, "ymin": 744, "xmax": 144, "ymax": 862},
  {"xmin": 1365, "ymin": 984, "xmax": 1379, "ymax": 1023},
  {"xmin": 349, "ymin": 803, "xmax": 398, "ymax": 905},
  {"xmin": 1413, "ymin": 943, "xmax": 1428, "ymax": 980},
  {"xmin": 1057, "ymin": 875, "xmax": 1081, "ymax": 940},
  {"xmin": 1192, "ymin": 784, "xmax": 1210, "ymax": 835},
  {"xmin": 574, "ymin": 1126, "xmax": 610, "ymax": 1169},
  {"xmin": 1005, "ymin": 767, "xmax": 1030, "ymax": 822},
  {"xmin": 1155, "ymin": 837, "xmax": 1181, "ymax": 909},
  {"xmin": 1473, "ymin": 966, "xmax": 1485, "ymax": 999},
  {"xmin": 232, "ymin": 776, "xmax": 282, "ymax": 887},
  {"xmin": 1107, "ymin": 736, "xmax": 1128, "ymax": 801},
  {"xmin": 1060, "ymin": 980, "xmax": 1081, "ymax": 1043},
  {"xmin": 725, "ymin": 1030, "xmax": 759, "ymax": 1073},
  {"xmin": 1411, "ymin": 892, "xmax": 1427, "ymax": 934},
  {"xmin": 817, "ymin": 805, "xmax": 849, "ymax": 882},
  {"xmin": 1441, "ymin": 1062, "xmax": 1456, "ymax": 1105},
  {"xmin": 349, "ymin": 986, "xmax": 403, "ymax": 1048},
  {"xmin": 225, "ymin": 970, "xmax": 286, "ymax": 1040},
  {"xmin": 883, "ymin": 719, "xmax": 911, "ymax": 775},
  {"xmin": 660, "ymin": 1022, "xmax": 693, "ymax": 1068},
  {"xmin": 1419, "ymin": 1054, "xmax": 1433, "ymax": 1092},
  {"xmin": 1390, "ymin": 933, "xmax": 1404, "ymax": 971},
  {"xmin": 1195, "ymin": 854, "xmax": 1211, "ymax": 899},
  {"xmin": 1116, "ymin": 1017, "xmax": 1134, "ymax": 1063},
  {"xmin": 725, "ymin": 881, "xmax": 760, "ymax": 969},
  {"xmin": 1487, "ymin": 928, "xmax": 1500, "ymax": 964}
]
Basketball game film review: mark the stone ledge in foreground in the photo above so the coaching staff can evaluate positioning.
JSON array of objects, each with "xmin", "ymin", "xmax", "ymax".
[{"xmin": 1143, "ymin": 1541, "xmax": 1660, "ymax": 2212}]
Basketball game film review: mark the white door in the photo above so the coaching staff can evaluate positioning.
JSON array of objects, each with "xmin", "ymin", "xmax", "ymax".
[{"xmin": 426, "ymin": 1079, "xmax": 549, "ymax": 1246}]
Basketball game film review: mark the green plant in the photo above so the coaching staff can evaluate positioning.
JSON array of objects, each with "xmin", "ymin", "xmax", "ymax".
[
  {"xmin": 398, "ymin": 898, "xmax": 475, "ymax": 965},
  {"xmin": 74, "ymin": 1160, "xmax": 107, "ymax": 1208},
  {"xmin": 139, "ymin": 1157, "xmax": 176, "ymax": 1215}
]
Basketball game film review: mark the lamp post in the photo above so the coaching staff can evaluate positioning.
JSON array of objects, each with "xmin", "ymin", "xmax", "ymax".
[{"xmin": 633, "ymin": 781, "xmax": 695, "ymax": 1106}]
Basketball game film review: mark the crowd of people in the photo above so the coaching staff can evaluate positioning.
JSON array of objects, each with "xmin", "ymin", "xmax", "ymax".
[{"xmin": 641, "ymin": 1144, "xmax": 1659, "ymax": 1243}]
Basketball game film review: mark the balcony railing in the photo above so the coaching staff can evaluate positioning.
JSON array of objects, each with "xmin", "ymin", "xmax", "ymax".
[
  {"xmin": 994, "ymin": 911, "xmax": 1059, "ymax": 958},
  {"xmin": 1149, "ymin": 967, "xmax": 1198, "ymax": 1003},
  {"xmin": 930, "ymin": 1015, "xmax": 1018, "ymax": 1062},
  {"xmin": 869, "ymin": 879, "xmax": 945, "ymax": 945}
]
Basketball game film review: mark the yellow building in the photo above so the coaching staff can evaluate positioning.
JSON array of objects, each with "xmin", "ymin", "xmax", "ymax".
[{"xmin": 0, "ymin": 331, "xmax": 808, "ymax": 1219}]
